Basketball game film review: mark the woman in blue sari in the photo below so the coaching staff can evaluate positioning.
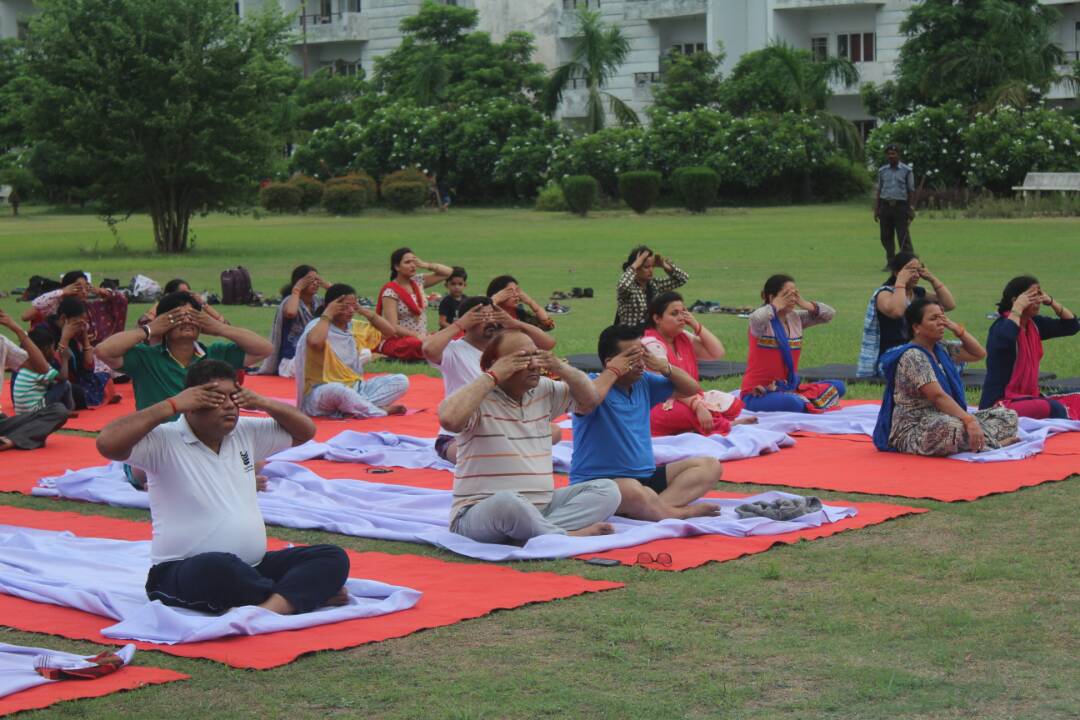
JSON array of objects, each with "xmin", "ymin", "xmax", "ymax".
[{"xmin": 873, "ymin": 298, "xmax": 1017, "ymax": 456}]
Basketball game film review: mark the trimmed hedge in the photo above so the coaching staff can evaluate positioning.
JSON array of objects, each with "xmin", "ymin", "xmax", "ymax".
[
  {"xmin": 259, "ymin": 182, "xmax": 302, "ymax": 213},
  {"xmin": 672, "ymin": 166, "xmax": 718, "ymax": 213},
  {"xmin": 288, "ymin": 175, "xmax": 324, "ymax": 212},
  {"xmin": 322, "ymin": 183, "xmax": 369, "ymax": 215},
  {"xmin": 534, "ymin": 182, "xmax": 567, "ymax": 212},
  {"xmin": 618, "ymin": 171, "xmax": 661, "ymax": 214},
  {"xmin": 382, "ymin": 182, "xmax": 428, "ymax": 212},
  {"xmin": 326, "ymin": 172, "xmax": 376, "ymax": 207},
  {"xmin": 561, "ymin": 175, "xmax": 598, "ymax": 216}
]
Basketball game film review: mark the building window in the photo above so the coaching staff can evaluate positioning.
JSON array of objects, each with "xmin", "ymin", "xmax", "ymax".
[
  {"xmin": 345, "ymin": 0, "xmax": 362, "ymax": 11},
  {"xmin": 837, "ymin": 33, "xmax": 874, "ymax": 63},
  {"xmin": 333, "ymin": 59, "xmax": 361, "ymax": 77},
  {"xmin": 670, "ymin": 42, "xmax": 705, "ymax": 56},
  {"xmin": 563, "ymin": 0, "xmax": 600, "ymax": 9},
  {"xmin": 810, "ymin": 36, "xmax": 827, "ymax": 61},
  {"xmin": 634, "ymin": 71, "xmax": 661, "ymax": 87}
]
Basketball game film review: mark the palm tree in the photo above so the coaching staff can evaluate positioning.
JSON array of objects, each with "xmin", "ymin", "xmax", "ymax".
[
  {"xmin": 757, "ymin": 42, "xmax": 862, "ymax": 161},
  {"xmin": 542, "ymin": 9, "xmax": 638, "ymax": 133}
]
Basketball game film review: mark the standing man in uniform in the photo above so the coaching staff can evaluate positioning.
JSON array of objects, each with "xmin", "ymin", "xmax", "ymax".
[{"xmin": 874, "ymin": 144, "xmax": 916, "ymax": 270}]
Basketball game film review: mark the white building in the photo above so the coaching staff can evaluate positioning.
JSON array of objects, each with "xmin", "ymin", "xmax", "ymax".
[{"xmin": 3, "ymin": 0, "xmax": 1078, "ymax": 124}]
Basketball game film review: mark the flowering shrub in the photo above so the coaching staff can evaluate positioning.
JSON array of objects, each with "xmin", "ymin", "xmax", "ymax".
[
  {"xmin": 708, "ymin": 113, "xmax": 831, "ymax": 192},
  {"xmin": 549, "ymin": 128, "xmax": 648, "ymax": 198},
  {"xmin": 865, "ymin": 103, "xmax": 973, "ymax": 189},
  {"xmin": 962, "ymin": 106, "xmax": 1080, "ymax": 193},
  {"xmin": 495, "ymin": 123, "xmax": 572, "ymax": 200}
]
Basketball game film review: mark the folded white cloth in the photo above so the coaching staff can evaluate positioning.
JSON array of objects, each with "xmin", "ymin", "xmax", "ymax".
[
  {"xmin": 35, "ymin": 463, "xmax": 857, "ymax": 563},
  {"xmin": 0, "ymin": 525, "xmax": 421, "ymax": 645},
  {"xmin": 0, "ymin": 642, "xmax": 135, "ymax": 698}
]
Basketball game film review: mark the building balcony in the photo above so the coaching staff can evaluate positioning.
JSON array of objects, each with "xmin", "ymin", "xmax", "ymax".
[
  {"xmin": 624, "ymin": 0, "xmax": 707, "ymax": 21},
  {"xmin": 773, "ymin": 0, "xmax": 885, "ymax": 10},
  {"xmin": 295, "ymin": 11, "xmax": 369, "ymax": 44},
  {"xmin": 828, "ymin": 59, "xmax": 889, "ymax": 94}
]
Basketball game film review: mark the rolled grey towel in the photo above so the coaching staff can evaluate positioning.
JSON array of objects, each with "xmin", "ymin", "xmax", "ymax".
[{"xmin": 735, "ymin": 496, "xmax": 823, "ymax": 521}]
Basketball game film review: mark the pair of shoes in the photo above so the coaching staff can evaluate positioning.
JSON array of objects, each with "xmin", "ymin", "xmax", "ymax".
[
  {"xmin": 569, "ymin": 287, "xmax": 594, "ymax": 299},
  {"xmin": 545, "ymin": 302, "xmax": 571, "ymax": 314},
  {"xmin": 688, "ymin": 299, "xmax": 715, "ymax": 313},
  {"xmin": 550, "ymin": 290, "xmax": 570, "ymax": 300},
  {"xmin": 357, "ymin": 296, "xmax": 374, "ymax": 308}
]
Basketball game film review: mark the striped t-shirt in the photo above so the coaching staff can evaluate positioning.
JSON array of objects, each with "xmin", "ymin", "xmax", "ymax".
[
  {"xmin": 13, "ymin": 367, "xmax": 59, "ymax": 414},
  {"xmin": 451, "ymin": 377, "xmax": 573, "ymax": 520}
]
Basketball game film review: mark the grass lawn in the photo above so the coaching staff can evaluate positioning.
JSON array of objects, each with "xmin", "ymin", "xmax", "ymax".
[{"xmin": 0, "ymin": 204, "xmax": 1078, "ymax": 718}]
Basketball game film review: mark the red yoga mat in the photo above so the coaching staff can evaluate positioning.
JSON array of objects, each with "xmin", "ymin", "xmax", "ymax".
[
  {"xmin": 0, "ymin": 507, "xmax": 622, "ymax": 670},
  {"xmin": 722, "ymin": 431, "xmax": 1080, "ymax": 502},
  {"xmin": 0, "ymin": 664, "xmax": 187, "ymax": 717},
  {"xmin": 0, "ymin": 434, "xmax": 101, "ymax": 494}
]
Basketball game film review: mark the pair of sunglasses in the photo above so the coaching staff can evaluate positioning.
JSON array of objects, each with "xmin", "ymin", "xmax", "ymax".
[{"xmin": 636, "ymin": 552, "xmax": 672, "ymax": 567}]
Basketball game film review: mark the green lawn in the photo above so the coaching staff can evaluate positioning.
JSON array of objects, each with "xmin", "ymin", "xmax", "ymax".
[{"xmin": 0, "ymin": 205, "xmax": 1078, "ymax": 719}]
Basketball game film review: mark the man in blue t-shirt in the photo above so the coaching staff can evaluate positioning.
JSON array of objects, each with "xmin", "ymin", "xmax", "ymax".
[{"xmin": 570, "ymin": 325, "xmax": 722, "ymax": 520}]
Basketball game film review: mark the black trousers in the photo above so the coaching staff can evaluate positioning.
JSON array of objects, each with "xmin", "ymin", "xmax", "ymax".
[
  {"xmin": 0, "ymin": 403, "xmax": 69, "ymax": 450},
  {"xmin": 146, "ymin": 545, "xmax": 350, "ymax": 614},
  {"xmin": 879, "ymin": 200, "xmax": 914, "ymax": 260}
]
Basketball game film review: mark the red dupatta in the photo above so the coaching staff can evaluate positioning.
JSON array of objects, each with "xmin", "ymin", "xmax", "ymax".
[
  {"xmin": 1003, "ymin": 312, "xmax": 1043, "ymax": 400},
  {"xmin": 375, "ymin": 278, "xmax": 426, "ymax": 317}
]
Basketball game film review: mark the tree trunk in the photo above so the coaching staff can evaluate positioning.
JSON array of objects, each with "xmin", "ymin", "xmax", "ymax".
[{"xmin": 150, "ymin": 190, "xmax": 192, "ymax": 253}]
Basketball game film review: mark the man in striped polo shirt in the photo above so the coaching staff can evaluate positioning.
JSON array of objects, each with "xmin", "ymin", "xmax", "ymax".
[{"xmin": 439, "ymin": 330, "xmax": 621, "ymax": 544}]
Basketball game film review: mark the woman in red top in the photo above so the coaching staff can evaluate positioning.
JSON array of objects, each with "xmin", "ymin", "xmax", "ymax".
[
  {"xmin": 376, "ymin": 247, "xmax": 453, "ymax": 360},
  {"xmin": 642, "ymin": 292, "xmax": 749, "ymax": 436},
  {"xmin": 740, "ymin": 274, "xmax": 844, "ymax": 413}
]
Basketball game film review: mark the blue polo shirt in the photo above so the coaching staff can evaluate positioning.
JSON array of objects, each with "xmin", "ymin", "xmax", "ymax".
[{"xmin": 569, "ymin": 372, "xmax": 674, "ymax": 484}]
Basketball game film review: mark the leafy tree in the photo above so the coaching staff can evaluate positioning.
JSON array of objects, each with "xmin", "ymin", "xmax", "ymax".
[
  {"xmin": 0, "ymin": 39, "xmax": 26, "ymax": 151},
  {"xmin": 888, "ymin": 0, "xmax": 1065, "ymax": 112},
  {"xmin": 288, "ymin": 69, "xmax": 376, "ymax": 134},
  {"xmin": 719, "ymin": 43, "xmax": 861, "ymax": 163},
  {"xmin": 649, "ymin": 47, "xmax": 725, "ymax": 116},
  {"xmin": 22, "ymin": 0, "xmax": 295, "ymax": 252},
  {"xmin": 373, "ymin": 1, "xmax": 545, "ymax": 107},
  {"xmin": 543, "ymin": 9, "xmax": 638, "ymax": 133}
]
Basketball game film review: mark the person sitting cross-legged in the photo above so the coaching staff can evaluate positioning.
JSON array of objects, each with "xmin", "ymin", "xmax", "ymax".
[
  {"xmin": 422, "ymin": 295, "xmax": 558, "ymax": 463},
  {"xmin": 571, "ymin": 324, "xmax": 722, "ymax": 521},
  {"xmin": 0, "ymin": 309, "xmax": 69, "ymax": 452},
  {"xmin": 96, "ymin": 360, "xmax": 350, "ymax": 615},
  {"xmin": 296, "ymin": 283, "xmax": 409, "ymax": 419},
  {"xmin": 438, "ymin": 331, "xmax": 620, "ymax": 544}
]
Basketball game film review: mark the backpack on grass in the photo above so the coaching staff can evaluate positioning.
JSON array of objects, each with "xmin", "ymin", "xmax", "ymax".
[{"xmin": 220, "ymin": 267, "xmax": 254, "ymax": 305}]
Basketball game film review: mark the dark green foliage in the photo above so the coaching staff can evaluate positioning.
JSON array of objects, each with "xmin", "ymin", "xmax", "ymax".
[
  {"xmin": 373, "ymin": 1, "xmax": 544, "ymax": 107},
  {"xmin": 259, "ymin": 182, "xmax": 302, "ymax": 213},
  {"xmin": 287, "ymin": 175, "xmax": 324, "ymax": 212},
  {"xmin": 561, "ymin": 175, "xmax": 598, "ymax": 216},
  {"xmin": 672, "ymin": 167, "xmax": 718, "ymax": 213},
  {"xmin": 650, "ymin": 49, "xmax": 725, "ymax": 116},
  {"xmin": 20, "ymin": 0, "xmax": 295, "ymax": 252},
  {"xmin": 617, "ymin": 171, "xmax": 661, "ymax": 214},
  {"xmin": 810, "ymin": 156, "xmax": 873, "ymax": 202},
  {"xmin": 326, "ymin": 173, "xmax": 376, "ymax": 207},
  {"xmin": 321, "ymin": 183, "xmax": 369, "ymax": 215},
  {"xmin": 288, "ymin": 70, "xmax": 375, "ymax": 134},
  {"xmin": 885, "ymin": 0, "xmax": 1065, "ymax": 113},
  {"xmin": 381, "ymin": 182, "xmax": 428, "ymax": 213}
]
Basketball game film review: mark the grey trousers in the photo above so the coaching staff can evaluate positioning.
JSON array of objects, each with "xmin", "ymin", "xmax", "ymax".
[
  {"xmin": 451, "ymin": 479, "xmax": 621, "ymax": 544},
  {"xmin": 0, "ymin": 403, "xmax": 70, "ymax": 450}
]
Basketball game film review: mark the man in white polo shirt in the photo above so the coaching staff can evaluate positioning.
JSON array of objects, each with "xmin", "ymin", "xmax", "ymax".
[
  {"xmin": 438, "ymin": 330, "xmax": 620, "ymax": 543},
  {"xmin": 423, "ymin": 295, "xmax": 561, "ymax": 463},
  {"xmin": 97, "ymin": 359, "xmax": 349, "ymax": 615}
]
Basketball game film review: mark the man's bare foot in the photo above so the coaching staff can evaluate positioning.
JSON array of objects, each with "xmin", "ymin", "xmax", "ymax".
[
  {"xmin": 1000, "ymin": 435, "xmax": 1021, "ymax": 447},
  {"xmin": 568, "ymin": 522, "xmax": 615, "ymax": 537},
  {"xmin": 733, "ymin": 416, "xmax": 759, "ymax": 425},
  {"xmin": 384, "ymin": 404, "xmax": 407, "ymax": 416},
  {"xmin": 0, "ymin": 437, "xmax": 12, "ymax": 452},
  {"xmin": 257, "ymin": 593, "xmax": 296, "ymax": 615},
  {"xmin": 676, "ymin": 502, "xmax": 721, "ymax": 519},
  {"xmin": 325, "ymin": 586, "xmax": 349, "ymax": 607}
]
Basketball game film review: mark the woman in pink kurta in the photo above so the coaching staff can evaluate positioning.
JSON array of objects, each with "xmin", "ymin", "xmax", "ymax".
[{"xmin": 641, "ymin": 292, "xmax": 746, "ymax": 436}]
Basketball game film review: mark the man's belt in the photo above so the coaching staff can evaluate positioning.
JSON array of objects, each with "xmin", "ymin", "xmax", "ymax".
[{"xmin": 883, "ymin": 199, "xmax": 908, "ymax": 207}]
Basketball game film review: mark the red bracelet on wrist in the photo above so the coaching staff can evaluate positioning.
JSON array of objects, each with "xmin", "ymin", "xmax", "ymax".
[
  {"xmin": 484, "ymin": 369, "xmax": 499, "ymax": 385},
  {"xmin": 605, "ymin": 365, "xmax": 623, "ymax": 378},
  {"xmin": 167, "ymin": 398, "xmax": 179, "ymax": 415}
]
